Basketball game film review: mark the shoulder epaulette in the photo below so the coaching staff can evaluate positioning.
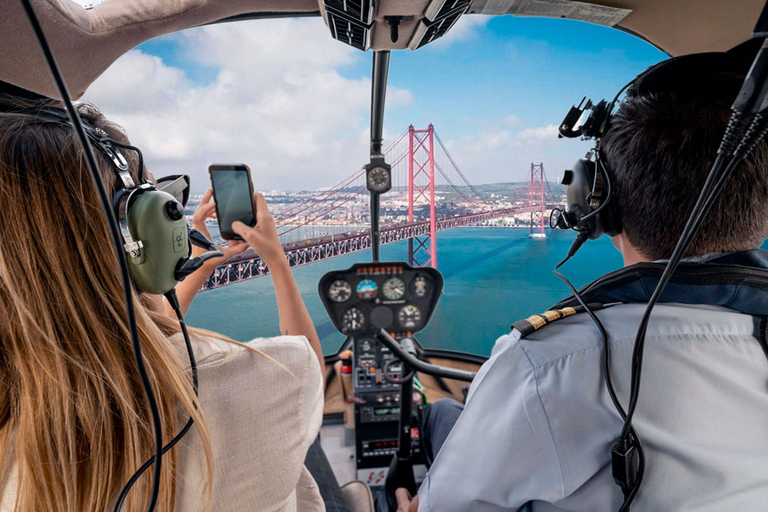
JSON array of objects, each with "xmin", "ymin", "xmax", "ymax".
[{"xmin": 511, "ymin": 303, "xmax": 607, "ymax": 338}]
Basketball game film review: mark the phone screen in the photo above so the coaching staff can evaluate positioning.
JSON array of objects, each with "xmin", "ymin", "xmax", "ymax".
[{"xmin": 209, "ymin": 165, "xmax": 256, "ymax": 240}]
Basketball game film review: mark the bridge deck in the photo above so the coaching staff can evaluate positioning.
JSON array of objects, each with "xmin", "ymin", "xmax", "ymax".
[{"xmin": 202, "ymin": 206, "xmax": 549, "ymax": 290}]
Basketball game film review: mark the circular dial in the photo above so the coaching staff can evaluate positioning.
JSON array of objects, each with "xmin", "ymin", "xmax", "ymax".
[
  {"xmin": 356, "ymin": 279, "xmax": 379, "ymax": 299},
  {"xmin": 382, "ymin": 277, "xmax": 406, "ymax": 301},
  {"xmin": 341, "ymin": 307, "xmax": 365, "ymax": 333},
  {"xmin": 328, "ymin": 280, "xmax": 352, "ymax": 303},
  {"xmin": 398, "ymin": 305, "xmax": 422, "ymax": 330},
  {"xmin": 367, "ymin": 167, "xmax": 391, "ymax": 192},
  {"xmin": 411, "ymin": 276, "xmax": 431, "ymax": 299}
]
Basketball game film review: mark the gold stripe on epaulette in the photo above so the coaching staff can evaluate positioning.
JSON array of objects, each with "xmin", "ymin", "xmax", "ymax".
[
  {"xmin": 524, "ymin": 315, "xmax": 547, "ymax": 329},
  {"xmin": 511, "ymin": 306, "xmax": 584, "ymax": 337}
]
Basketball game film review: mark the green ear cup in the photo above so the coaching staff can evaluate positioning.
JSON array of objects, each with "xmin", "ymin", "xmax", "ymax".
[{"xmin": 126, "ymin": 189, "xmax": 189, "ymax": 295}]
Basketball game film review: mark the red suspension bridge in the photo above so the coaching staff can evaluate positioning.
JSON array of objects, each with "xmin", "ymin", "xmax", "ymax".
[{"xmin": 202, "ymin": 125, "xmax": 556, "ymax": 290}]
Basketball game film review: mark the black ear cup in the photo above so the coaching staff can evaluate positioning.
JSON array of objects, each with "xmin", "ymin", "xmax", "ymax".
[
  {"xmin": 596, "ymin": 159, "xmax": 621, "ymax": 238},
  {"xmin": 561, "ymin": 158, "xmax": 596, "ymax": 235},
  {"xmin": 559, "ymin": 158, "xmax": 620, "ymax": 240}
]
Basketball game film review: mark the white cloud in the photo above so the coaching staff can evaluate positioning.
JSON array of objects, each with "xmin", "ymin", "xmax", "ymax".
[
  {"xmin": 81, "ymin": 18, "xmax": 413, "ymax": 191},
  {"xmin": 504, "ymin": 115, "xmax": 523, "ymax": 127},
  {"xmin": 515, "ymin": 124, "xmax": 559, "ymax": 145}
]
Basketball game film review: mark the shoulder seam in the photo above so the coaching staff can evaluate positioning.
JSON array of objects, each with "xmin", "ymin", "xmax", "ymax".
[{"xmin": 516, "ymin": 340, "xmax": 567, "ymax": 500}]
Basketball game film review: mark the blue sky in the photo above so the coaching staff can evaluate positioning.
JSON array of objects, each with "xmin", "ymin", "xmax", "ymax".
[{"xmin": 84, "ymin": 14, "xmax": 665, "ymax": 191}]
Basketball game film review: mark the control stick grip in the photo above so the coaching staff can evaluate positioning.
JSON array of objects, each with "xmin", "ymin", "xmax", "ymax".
[{"xmin": 399, "ymin": 337, "xmax": 417, "ymax": 357}]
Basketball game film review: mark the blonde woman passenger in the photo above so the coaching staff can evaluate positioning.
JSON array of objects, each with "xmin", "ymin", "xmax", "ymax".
[{"xmin": 0, "ymin": 91, "xmax": 331, "ymax": 512}]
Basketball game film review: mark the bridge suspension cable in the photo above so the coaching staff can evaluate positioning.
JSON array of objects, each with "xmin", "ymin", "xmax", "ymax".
[
  {"xmin": 274, "ymin": 128, "xmax": 410, "ymax": 227},
  {"xmin": 433, "ymin": 129, "xmax": 490, "ymax": 204}
]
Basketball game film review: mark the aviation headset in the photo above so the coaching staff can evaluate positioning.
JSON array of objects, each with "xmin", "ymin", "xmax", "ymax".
[
  {"xmin": 0, "ymin": 102, "xmax": 222, "ymax": 295},
  {"xmin": 553, "ymin": 43, "xmax": 760, "ymax": 245}
]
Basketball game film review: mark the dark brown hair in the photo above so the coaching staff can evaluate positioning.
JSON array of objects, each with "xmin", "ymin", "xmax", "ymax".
[{"xmin": 602, "ymin": 88, "xmax": 768, "ymax": 260}]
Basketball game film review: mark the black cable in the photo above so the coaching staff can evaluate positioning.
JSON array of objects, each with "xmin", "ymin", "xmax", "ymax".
[
  {"xmin": 579, "ymin": 151, "xmax": 613, "ymax": 224},
  {"xmin": 113, "ymin": 289, "xmax": 199, "ymax": 512},
  {"xmin": 553, "ymin": 260, "xmax": 646, "ymax": 512},
  {"xmin": 555, "ymin": 232, "xmax": 588, "ymax": 270},
  {"xmin": 16, "ymin": 1, "xmax": 165, "ymax": 511}
]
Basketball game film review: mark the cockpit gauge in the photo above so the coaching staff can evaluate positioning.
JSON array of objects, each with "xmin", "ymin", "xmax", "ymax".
[
  {"xmin": 398, "ymin": 305, "xmax": 422, "ymax": 330},
  {"xmin": 382, "ymin": 277, "xmax": 406, "ymax": 301},
  {"xmin": 328, "ymin": 280, "xmax": 352, "ymax": 303},
  {"xmin": 367, "ymin": 167, "xmax": 391, "ymax": 192},
  {"xmin": 411, "ymin": 276, "xmax": 430, "ymax": 299},
  {"xmin": 342, "ymin": 308, "xmax": 366, "ymax": 333},
  {"xmin": 365, "ymin": 157, "xmax": 392, "ymax": 194},
  {"xmin": 356, "ymin": 279, "xmax": 379, "ymax": 299}
]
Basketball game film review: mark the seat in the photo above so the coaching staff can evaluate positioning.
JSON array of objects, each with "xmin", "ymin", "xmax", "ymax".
[{"xmin": 340, "ymin": 481, "xmax": 374, "ymax": 512}]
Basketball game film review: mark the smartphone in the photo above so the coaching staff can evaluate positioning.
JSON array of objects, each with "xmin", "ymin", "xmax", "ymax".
[{"xmin": 208, "ymin": 164, "xmax": 256, "ymax": 240}]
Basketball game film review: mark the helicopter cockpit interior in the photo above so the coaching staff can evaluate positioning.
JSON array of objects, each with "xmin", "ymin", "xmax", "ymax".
[{"xmin": 3, "ymin": 0, "xmax": 768, "ymax": 511}]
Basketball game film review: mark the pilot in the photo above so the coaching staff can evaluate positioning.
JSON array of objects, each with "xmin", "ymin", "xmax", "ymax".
[
  {"xmin": 397, "ymin": 44, "xmax": 768, "ymax": 511},
  {"xmin": 0, "ymin": 89, "xmax": 349, "ymax": 512}
]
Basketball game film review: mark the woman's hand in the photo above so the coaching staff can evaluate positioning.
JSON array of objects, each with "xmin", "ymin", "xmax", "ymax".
[
  {"xmin": 232, "ymin": 193, "xmax": 285, "ymax": 267},
  {"xmin": 164, "ymin": 189, "xmax": 249, "ymax": 316},
  {"xmin": 193, "ymin": 188, "xmax": 248, "ymax": 264}
]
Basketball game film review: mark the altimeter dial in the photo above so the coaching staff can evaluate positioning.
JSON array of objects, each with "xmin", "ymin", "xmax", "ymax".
[
  {"xmin": 342, "ymin": 307, "xmax": 365, "ymax": 333},
  {"xmin": 382, "ymin": 277, "xmax": 406, "ymax": 301},
  {"xmin": 398, "ymin": 305, "xmax": 422, "ymax": 330},
  {"xmin": 328, "ymin": 280, "xmax": 352, "ymax": 303}
]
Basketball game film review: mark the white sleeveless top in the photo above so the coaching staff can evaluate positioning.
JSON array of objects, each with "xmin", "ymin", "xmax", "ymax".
[{"xmin": 0, "ymin": 333, "xmax": 325, "ymax": 512}]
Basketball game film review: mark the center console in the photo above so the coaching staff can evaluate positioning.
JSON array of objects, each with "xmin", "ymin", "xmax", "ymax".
[{"xmin": 319, "ymin": 262, "xmax": 443, "ymax": 485}]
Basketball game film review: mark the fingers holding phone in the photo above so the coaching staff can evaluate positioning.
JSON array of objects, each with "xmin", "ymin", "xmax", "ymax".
[
  {"xmin": 209, "ymin": 163, "xmax": 284, "ymax": 266},
  {"xmin": 232, "ymin": 193, "xmax": 284, "ymax": 267}
]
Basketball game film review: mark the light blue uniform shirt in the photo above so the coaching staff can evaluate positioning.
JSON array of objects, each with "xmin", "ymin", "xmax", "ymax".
[{"xmin": 418, "ymin": 302, "xmax": 768, "ymax": 511}]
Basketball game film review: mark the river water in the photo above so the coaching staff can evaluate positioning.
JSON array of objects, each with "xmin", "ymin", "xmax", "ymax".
[{"xmin": 185, "ymin": 228, "xmax": 625, "ymax": 356}]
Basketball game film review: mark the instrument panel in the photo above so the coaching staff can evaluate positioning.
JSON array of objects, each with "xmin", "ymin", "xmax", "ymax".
[{"xmin": 318, "ymin": 262, "xmax": 443, "ymax": 337}]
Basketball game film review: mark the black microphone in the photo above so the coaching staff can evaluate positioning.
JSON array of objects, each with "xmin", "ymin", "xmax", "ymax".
[
  {"xmin": 175, "ymin": 229, "xmax": 224, "ymax": 281},
  {"xmin": 188, "ymin": 228, "xmax": 218, "ymax": 250}
]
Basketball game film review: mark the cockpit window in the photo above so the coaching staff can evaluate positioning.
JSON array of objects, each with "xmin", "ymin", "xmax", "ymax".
[{"xmin": 83, "ymin": 15, "xmax": 664, "ymax": 355}]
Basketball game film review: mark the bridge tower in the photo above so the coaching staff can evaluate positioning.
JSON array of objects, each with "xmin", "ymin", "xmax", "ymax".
[
  {"xmin": 529, "ymin": 163, "xmax": 547, "ymax": 236},
  {"xmin": 408, "ymin": 124, "xmax": 438, "ymax": 267}
]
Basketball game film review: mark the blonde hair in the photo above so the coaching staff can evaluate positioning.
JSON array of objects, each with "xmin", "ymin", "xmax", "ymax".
[{"xmin": 0, "ymin": 97, "xmax": 213, "ymax": 511}]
